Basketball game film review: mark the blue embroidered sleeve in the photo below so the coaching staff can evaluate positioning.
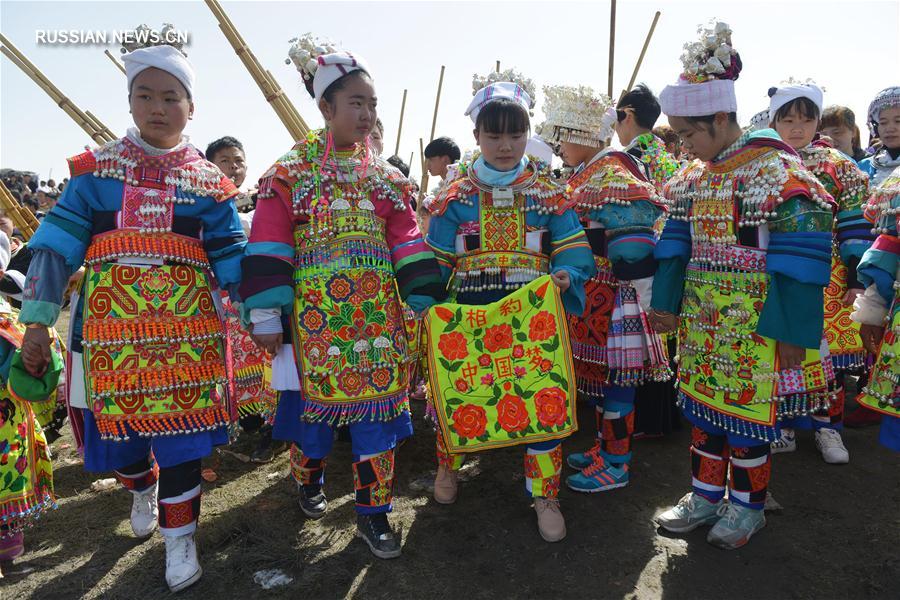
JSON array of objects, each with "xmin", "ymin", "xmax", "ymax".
[
  {"xmin": 19, "ymin": 249, "xmax": 71, "ymax": 326},
  {"xmin": 759, "ymin": 197, "xmax": 833, "ymax": 347},
  {"xmin": 425, "ymin": 208, "xmax": 460, "ymax": 286},
  {"xmin": 200, "ymin": 198, "xmax": 247, "ymax": 296},
  {"xmin": 28, "ymin": 173, "xmax": 95, "ymax": 270},
  {"xmin": 858, "ymin": 242, "xmax": 899, "ymax": 304},
  {"xmin": 548, "ymin": 208, "xmax": 596, "ymax": 315},
  {"xmin": 591, "ymin": 201, "xmax": 662, "ymax": 265}
]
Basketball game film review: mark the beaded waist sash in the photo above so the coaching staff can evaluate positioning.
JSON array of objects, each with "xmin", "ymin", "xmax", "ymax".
[{"xmin": 451, "ymin": 250, "xmax": 550, "ymax": 297}]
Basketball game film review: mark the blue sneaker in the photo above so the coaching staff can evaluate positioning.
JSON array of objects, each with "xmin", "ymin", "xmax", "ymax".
[
  {"xmin": 566, "ymin": 440, "xmax": 602, "ymax": 470},
  {"xmin": 566, "ymin": 459, "xmax": 629, "ymax": 493},
  {"xmin": 707, "ymin": 503, "xmax": 766, "ymax": 550},
  {"xmin": 655, "ymin": 493, "xmax": 723, "ymax": 533}
]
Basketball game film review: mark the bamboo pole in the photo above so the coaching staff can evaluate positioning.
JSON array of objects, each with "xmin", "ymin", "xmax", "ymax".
[
  {"xmin": 0, "ymin": 180, "xmax": 39, "ymax": 240},
  {"xmin": 409, "ymin": 152, "xmax": 414, "ymax": 171},
  {"xmin": 429, "ymin": 66, "xmax": 445, "ymax": 143},
  {"xmin": 419, "ymin": 66, "xmax": 445, "ymax": 201},
  {"xmin": 0, "ymin": 33, "xmax": 116, "ymax": 144},
  {"xmin": 624, "ymin": 11, "xmax": 661, "ymax": 95},
  {"xmin": 104, "ymin": 49, "xmax": 126, "ymax": 75},
  {"xmin": 204, "ymin": 0, "xmax": 309, "ymax": 141},
  {"xmin": 394, "ymin": 89, "xmax": 407, "ymax": 156},
  {"xmin": 419, "ymin": 137, "xmax": 429, "ymax": 202},
  {"xmin": 608, "ymin": 0, "xmax": 617, "ymax": 98},
  {"xmin": 495, "ymin": 60, "xmax": 500, "ymax": 73}
]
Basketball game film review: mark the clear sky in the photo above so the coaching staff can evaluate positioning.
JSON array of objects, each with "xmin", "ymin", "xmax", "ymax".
[{"xmin": 2, "ymin": 0, "xmax": 898, "ymax": 188}]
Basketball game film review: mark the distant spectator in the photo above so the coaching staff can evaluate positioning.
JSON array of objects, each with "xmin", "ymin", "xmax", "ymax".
[
  {"xmin": 23, "ymin": 174, "xmax": 36, "ymax": 193},
  {"xmin": 205, "ymin": 136, "xmax": 248, "ymax": 188},
  {"xmin": 369, "ymin": 118, "xmax": 384, "ymax": 155},
  {"xmin": 424, "ymin": 136, "xmax": 461, "ymax": 179},
  {"xmin": 820, "ymin": 105, "xmax": 868, "ymax": 163}
]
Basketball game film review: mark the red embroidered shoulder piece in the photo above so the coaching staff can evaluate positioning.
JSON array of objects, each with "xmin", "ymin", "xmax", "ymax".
[{"xmin": 68, "ymin": 150, "xmax": 98, "ymax": 178}]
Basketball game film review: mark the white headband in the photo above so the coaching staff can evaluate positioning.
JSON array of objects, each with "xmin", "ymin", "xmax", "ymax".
[
  {"xmin": 313, "ymin": 52, "xmax": 371, "ymax": 102},
  {"xmin": 768, "ymin": 84, "xmax": 823, "ymax": 121},
  {"xmin": 124, "ymin": 45, "xmax": 194, "ymax": 98},
  {"xmin": 465, "ymin": 82, "xmax": 533, "ymax": 125},
  {"xmin": 659, "ymin": 79, "xmax": 737, "ymax": 117}
]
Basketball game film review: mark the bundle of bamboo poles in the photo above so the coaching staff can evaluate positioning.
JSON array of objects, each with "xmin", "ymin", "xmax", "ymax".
[
  {"xmin": 0, "ymin": 180, "xmax": 40, "ymax": 240},
  {"xmin": 0, "ymin": 33, "xmax": 116, "ymax": 145},
  {"xmin": 204, "ymin": 0, "xmax": 309, "ymax": 142}
]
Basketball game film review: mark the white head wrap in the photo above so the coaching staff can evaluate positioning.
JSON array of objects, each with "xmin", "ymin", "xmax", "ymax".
[
  {"xmin": 660, "ymin": 20, "xmax": 741, "ymax": 118},
  {"xmin": 123, "ymin": 45, "xmax": 194, "ymax": 98},
  {"xmin": 659, "ymin": 79, "xmax": 737, "ymax": 117},
  {"xmin": 312, "ymin": 52, "xmax": 371, "ymax": 103},
  {"xmin": 767, "ymin": 83, "xmax": 823, "ymax": 121},
  {"xmin": 465, "ymin": 82, "xmax": 533, "ymax": 125}
]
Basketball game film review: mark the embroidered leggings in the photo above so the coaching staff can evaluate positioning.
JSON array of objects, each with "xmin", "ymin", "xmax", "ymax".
[
  {"xmin": 690, "ymin": 426, "xmax": 771, "ymax": 510},
  {"xmin": 115, "ymin": 457, "xmax": 202, "ymax": 535},
  {"xmin": 290, "ymin": 445, "xmax": 396, "ymax": 515},
  {"xmin": 436, "ymin": 434, "xmax": 563, "ymax": 499}
]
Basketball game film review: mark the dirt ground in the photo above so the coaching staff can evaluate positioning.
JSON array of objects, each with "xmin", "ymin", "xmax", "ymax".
[{"xmin": 3, "ymin": 313, "xmax": 899, "ymax": 599}]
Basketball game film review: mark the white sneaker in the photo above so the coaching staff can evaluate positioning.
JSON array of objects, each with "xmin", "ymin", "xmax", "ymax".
[
  {"xmin": 130, "ymin": 483, "xmax": 159, "ymax": 538},
  {"xmin": 815, "ymin": 429, "xmax": 849, "ymax": 464},
  {"xmin": 770, "ymin": 429, "xmax": 796, "ymax": 454},
  {"xmin": 164, "ymin": 533, "xmax": 202, "ymax": 592}
]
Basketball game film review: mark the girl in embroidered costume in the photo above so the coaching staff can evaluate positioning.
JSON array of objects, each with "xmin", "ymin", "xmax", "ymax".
[
  {"xmin": 0, "ymin": 233, "xmax": 58, "ymax": 574},
  {"xmin": 859, "ymin": 87, "xmax": 900, "ymax": 187},
  {"xmin": 846, "ymin": 87, "xmax": 900, "ymax": 428},
  {"xmin": 766, "ymin": 83, "xmax": 872, "ymax": 464},
  {"xmin": 535, "ymin": 84, "xmax": 669, "ymax": 493},
  {"xmin": 649, "ymin": 22, "xmax": 836, "ymax": 550},
  {"xmin": 425, "ymin": 71, "xmax": 595, "ymax": 542},
  {"xmin": 241, "ymin": 36, "xmax": 444, "ymax": 560},
  {"xmin": 19, "ymin": 37, "xmax": 246, "ymax": 591},
  {"xmin": 852, "ymin": 165, "xmax": 900, "ymax": 451}
]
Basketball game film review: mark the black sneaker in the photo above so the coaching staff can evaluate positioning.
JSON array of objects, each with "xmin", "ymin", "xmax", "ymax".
[
  {"xmin": 298, "ymin": 485, "xmax": 327, "ymax": 519},
  {"xmin": 356, "ymin": 514, "xmax": 401, "ymax": 559},
  {"xmin": 250, "ymin": 427, "xmax": 276, "ymax": 463}
]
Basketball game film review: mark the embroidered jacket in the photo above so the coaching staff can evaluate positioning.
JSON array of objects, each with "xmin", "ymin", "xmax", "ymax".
[
  {"xmin": 240, "ymin": 131, "xmax": 444, "ymax": 426},
  {"xmin": 425, "ymin": 154, "xmax": 595, "ymax": 315}
]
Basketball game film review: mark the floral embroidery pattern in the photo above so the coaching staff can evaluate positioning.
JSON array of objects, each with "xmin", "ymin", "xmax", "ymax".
[{"xmin": 425, "ymin": 276, "xmax": 576, "ymax": 452}]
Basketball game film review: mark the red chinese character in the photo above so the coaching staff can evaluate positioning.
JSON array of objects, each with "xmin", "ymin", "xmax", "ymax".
[
  {"xmin": 466, "ymin": 309, "xmax": 488, "ymax": 328},
  {"xmin": 494, "ymin": 356, "xmax": 513, "ymax": 379},
  {"xmin": 461, "ymin": 362, "xmax": 479, "ymax": 386},
  {"xmin": 499, "ymin": 299, "xmax": 522, "ymax": 316}
]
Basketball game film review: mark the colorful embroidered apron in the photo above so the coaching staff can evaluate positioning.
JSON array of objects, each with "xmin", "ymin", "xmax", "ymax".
[
  {"xmin": 823, "ymin": 248, "xmax": 865, "ymax": 369},
  {"xmin": 292, "ymin": 207, "xmax": 410, "ymax": 425},
  {"xmin": 0, "ymin": 320, "xmax": 55, "ymax": 537},
  {"xmin": 677, "ymin": 185, "xmax": 834, "ymax": 441},
  {"xmin": 221, "ymin": 292, "xmax": 272, "ymax": 419},
  {"xmin": 425, "ymin": 276, "xmax": 577, "ymax": 452},
  {"xmin": 857, "ymin": 280, "xmax": 900, "ymax": 417}
]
